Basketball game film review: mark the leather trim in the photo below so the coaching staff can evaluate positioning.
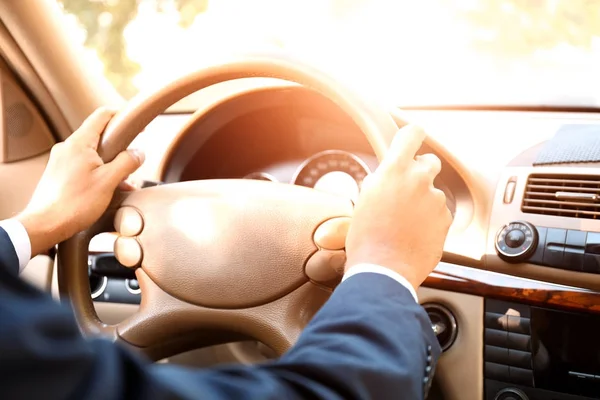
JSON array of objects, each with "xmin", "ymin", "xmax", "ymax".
[{"xmin": 418, "ymin": 287, "xmax": 483, "ymax": 400}]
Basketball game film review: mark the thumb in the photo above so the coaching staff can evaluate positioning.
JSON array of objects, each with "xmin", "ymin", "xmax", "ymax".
[{"xmin": 100, "ymin": 149, "xmax": 145, "ymax": 188}]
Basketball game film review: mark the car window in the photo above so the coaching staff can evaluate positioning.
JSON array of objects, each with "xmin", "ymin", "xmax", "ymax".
[{"xmin": 57, "ymin": 0, "xmax": 600, "ymax": 108}]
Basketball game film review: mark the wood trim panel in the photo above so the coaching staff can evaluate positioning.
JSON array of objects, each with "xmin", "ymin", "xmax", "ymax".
[{"xmin": 425, "ymin": 262, "xmax": 600, "ymax": 314}]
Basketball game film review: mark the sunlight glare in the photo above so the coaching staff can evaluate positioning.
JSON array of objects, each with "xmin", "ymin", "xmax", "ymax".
[
  {"xmin": 169, "ymin": 197, "xmax": 219, "ymax": 245},
  {"xmin": 121, "ymin": 0, "xmax": 483, "ymax": 106}
]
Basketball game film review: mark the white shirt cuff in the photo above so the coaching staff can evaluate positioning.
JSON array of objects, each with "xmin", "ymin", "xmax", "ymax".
[
  {"xmin": 0, "ymin": 219, "xmax": 31, "ymax": 273},
  {"xmin": 342, "ymin": 263, "xmax": 418, "ymax": 303}
]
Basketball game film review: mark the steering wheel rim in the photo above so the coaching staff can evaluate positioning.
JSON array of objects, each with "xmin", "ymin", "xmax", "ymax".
[{"xmin": 57, "ymin": 53, "xmax": 400, "ymax": 360}]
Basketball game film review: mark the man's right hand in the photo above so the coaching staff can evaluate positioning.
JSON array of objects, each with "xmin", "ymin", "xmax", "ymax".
[
  {"xmin": 17, "ymin": 108, "xmax": 144, "ymax": 257},
  {"xmin": 345, "ymin": 125, "xmax": 453, "ymax": 291}
]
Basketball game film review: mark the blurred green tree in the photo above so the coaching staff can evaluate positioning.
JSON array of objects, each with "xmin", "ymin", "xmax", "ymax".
[
  {"xmin": 446, "ymin": 0, "xmax": 600, "ymax": 56},
  {"xmin": 58, "ymin": 0, "xmax": 208, "ymax": 98}
]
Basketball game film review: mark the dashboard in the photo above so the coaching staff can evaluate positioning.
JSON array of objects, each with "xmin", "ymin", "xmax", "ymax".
[
  {"xmin": 69, "ymin": 81, "xmax": 600, "ymax": 400},
  {"xmin": 160, "ymin": 87, "xmax": 458, "ymax": 215},
  {"xmin": 154, "ymin": 85, "xmax": 600, "ymax": 294}
]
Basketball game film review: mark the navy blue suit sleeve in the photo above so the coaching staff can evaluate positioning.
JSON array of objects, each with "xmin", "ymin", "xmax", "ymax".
[
  {"xmin": 0, "ymin": 265, "xmax": 440, "ymax": 400},
  {"xmin": 0, "ymin": 227, "xmax": 20, "ymax": 276}
]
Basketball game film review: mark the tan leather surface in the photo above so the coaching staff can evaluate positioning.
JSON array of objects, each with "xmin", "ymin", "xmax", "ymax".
[
  {"xmin": 118, "ymin": 179, "xmax": 352, "ymax": 309},
  {"xmin": 0, "ymin": 152, "xmax": 48, "ymax": 219},
  {"xmin": 0, "ymin": 20, "xmax": 71, "ymax": 139},
  {"xmin": 418, "ymin": 287, "xmax": 484, "ymax": 400},
  {"xmin": 0, "ymin": 0, "xmax": 120, "ymax": 134},
  {"xmin": 58, "ymin": 210, "xmax": 121, "ymax": 339},
  {"xmin": 21, "ymin": 255, "xmax": 53, "ymax": 291},
  {"xmin": 118, "ymin": 269, "xmax": 331, "ymax": 356},
  {"xmin": 0, "ymin": 67, "xmax": 55, "ymax": 162},
  {"xmin": 95, "ymin": 302, "xmax": 138, "ymax": 326}
]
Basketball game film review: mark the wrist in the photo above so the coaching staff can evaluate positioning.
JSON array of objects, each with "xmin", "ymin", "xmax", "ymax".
[
  {"xmin": 346, "ymin": 252, "xmax": 420, "ymax": 290},
  {"xmin": 17, "ymin": 210, "xmax": 63, "ymax": 256}
]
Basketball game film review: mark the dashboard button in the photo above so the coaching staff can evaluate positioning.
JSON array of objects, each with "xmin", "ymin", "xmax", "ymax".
[
  {"xmin": 566, "ymin": 229, "xmax": 587, "ymax": 248},
  {"xmin": 486, "ymin": 345, "xmax": 509, "ymax": 365},
  {"xmin": 508, "ymin": 349, "xmax": 532, "ymax": 369},
  {"xmin": 563, "ymin": 248, "xmax": 584, "ymax": 271},
  {"xmin": 486, "ymin": 299, "xmax": 530, "ymax": 318},
  {"xmin": 485, "ymin": 328, "xmax": 508, "ymax": 348},
  {"xmin": 508, "ymin": 367, "xmax": 533, "ymax": 387},
  {"xmin": 485, "ymin": 312, "xmax": 508, "ymax": 331},
  {"xmin": 563, "ymin": 230, "xmax": 586, "ymax": 271},
  {"xmin": 507, "ymin": 316, "xmax": 530, "ymax": 335},
  {"xmin": 585, "ymin": 232, "xmax": 600, "ymax": 254},
  {"xmin": 126, "ymin": 278, "xmax": 141, "ymax": 294},
  {"xmin": 528, "ymin": 226, "xmax": 546, "ymax": 265},
  {"xmin": 583, "ymin": 232, "xmax": 600, "ymax": 273},
  {"xmin": 506, "ymin": 230, "xmax": 525, "ymax": 248},
  {"xmin": 543, "ymin": 228, "xmax": 566, "ymax": 268},
  {"xmin": 507, "ymin": 332, "xmax": 531, "ymax": 352},
  {"xmin": 485, "ymin": 362, "xmax": 510, "ymax": 382},
  {"xmin": 128, "ymin": 279, "xmax": 140, "ymax": 291},
  {"xmin": 583, "ymin": 254, "xmax": 600, "ymax": 274}
]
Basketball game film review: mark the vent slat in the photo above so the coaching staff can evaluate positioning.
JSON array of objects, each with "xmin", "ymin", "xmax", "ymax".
[
  {"xmin": 526, "ymin": 184, "xmax": 600, "ymax": 193},
  {"xmin": 522, "ymin": 174, "xmax": 600, "ymax": 219},
  {"xmin": 528, "ymin": 177, "xmax": 600, "ymax": 186},
  {"xmin": 523, "ymin": 198, "xmax": 600, "ymax": 208},
  {"xmin": 522, "ymin": 205, "xmax": 600, "ymax": 217},
  {"xmin": 524, "ymin": 191, "xmax": 559, "ymax": 198}
]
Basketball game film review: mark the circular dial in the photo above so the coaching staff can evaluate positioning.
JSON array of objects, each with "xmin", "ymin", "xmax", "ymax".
[
  {"xmin": 423, "ymin": 303, "xmax": 457, "ymax": 352},
  {"xmin": 495, "ymin": 221, "xmax": 538, "ymax": 262},
  {"xmin": 293, "ymin": 150, "xmax": 370, "ymax": 202},
  {"xmin": 494, "ymin": 388, "xmax": 529, "ymax": 400}
]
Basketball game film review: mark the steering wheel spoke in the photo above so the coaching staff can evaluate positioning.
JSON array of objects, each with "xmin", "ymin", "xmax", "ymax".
[{"xmin": 116, "ymin": 268, "xmax": 331, "ymax": 359}]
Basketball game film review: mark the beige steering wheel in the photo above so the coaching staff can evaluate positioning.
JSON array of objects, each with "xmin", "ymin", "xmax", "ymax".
[{"xmin": 57, "ymin": 54, "xmax": 400, "ymax": 361}]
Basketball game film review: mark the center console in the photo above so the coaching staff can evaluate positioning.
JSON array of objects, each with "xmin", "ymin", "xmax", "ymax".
[
  {"xmin": 88, "ymin": 252, "xmax": 141, "ymax": 304},
  {"xmin": 495, "ymin": 221, "xmax": 600, "ymax": 275},
  {"xmin": 485, "ymin": 299, "xmax": 600, "ymax": 400}
]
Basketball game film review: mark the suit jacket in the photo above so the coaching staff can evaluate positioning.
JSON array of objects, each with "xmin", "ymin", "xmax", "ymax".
[{"xmin": 0, "ymin": 227, "xmax": 440, "ymax": 399}]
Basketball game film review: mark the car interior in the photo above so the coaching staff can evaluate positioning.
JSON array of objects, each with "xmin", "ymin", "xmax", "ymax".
[{"xmin": 2, "ymin": 1, "xmax": 600, "ymax": 399}]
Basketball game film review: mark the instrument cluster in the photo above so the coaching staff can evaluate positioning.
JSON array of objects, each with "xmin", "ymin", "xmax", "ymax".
[
  {"xmin": 244, "ymin": 150, "xmax": 371, "ymax": 202},
  {"xmin": 243, "ymin": 149, "xmax": 456, "ymax": 213}
]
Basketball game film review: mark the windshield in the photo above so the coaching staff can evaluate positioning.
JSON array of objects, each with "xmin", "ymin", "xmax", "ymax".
[{"xmin": 57, "ymin": 0, "xmax": 600, "ymax": 107}]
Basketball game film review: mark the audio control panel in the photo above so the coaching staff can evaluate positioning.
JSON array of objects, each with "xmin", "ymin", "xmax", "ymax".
[
  {"xmin": 495, "ymin": 221, "xmax": 600, "ymax": 274},
  {"xmin": 484, "ymin": 299, "xmax": 600, "ymax": 400}
]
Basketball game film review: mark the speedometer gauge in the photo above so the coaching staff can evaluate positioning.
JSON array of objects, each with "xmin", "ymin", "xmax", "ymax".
[{"xmin": 293, "ymin": 150, "xmax": 370, "ymax": 202}]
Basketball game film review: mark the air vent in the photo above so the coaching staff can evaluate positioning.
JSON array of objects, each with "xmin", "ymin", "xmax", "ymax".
[{"xmin": 522, "ymin": 174, "xmax": 600, "ymax": 219}]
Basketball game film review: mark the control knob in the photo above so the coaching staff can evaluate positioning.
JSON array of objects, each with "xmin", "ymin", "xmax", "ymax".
[
  {"xmin": 495, "ymin": 221, "xmax": 538, "ymax": 262},
  {"xmin": 494, "ymin": 388, "xmax": 529, "ymax": 400}
]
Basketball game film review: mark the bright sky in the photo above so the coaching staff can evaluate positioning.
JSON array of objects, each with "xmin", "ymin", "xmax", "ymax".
[
  {"xmin": 123, "ymin": 0, "xmax": 483, "ymax": 105},
  {"xmin": 62, "ymin": 0, "xmax": 600, "ymax": 106}
]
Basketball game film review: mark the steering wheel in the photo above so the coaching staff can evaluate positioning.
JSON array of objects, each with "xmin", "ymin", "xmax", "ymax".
[{"xmin": 57, "ymin": 54, "xmax": 400, "ymax": 361}]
